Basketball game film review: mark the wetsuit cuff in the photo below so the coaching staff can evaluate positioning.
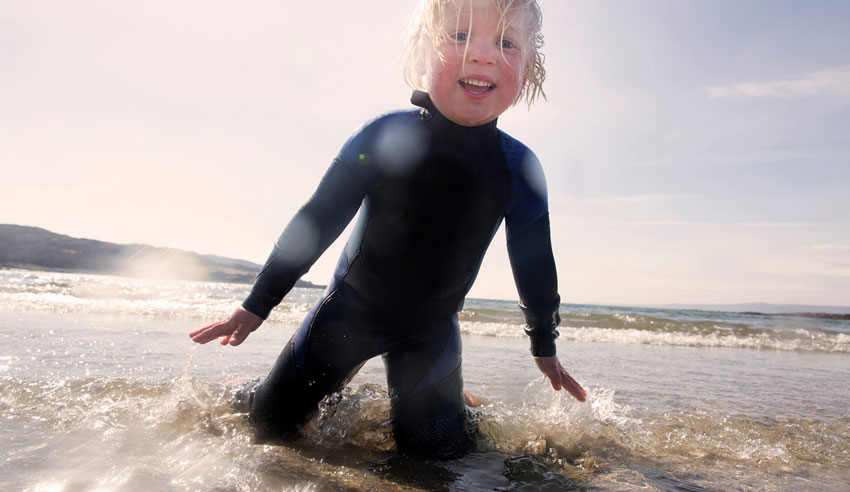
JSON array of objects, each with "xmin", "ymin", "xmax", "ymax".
[
  {"xmin": 241, "ymin": 291, "xmax": 277, "ymax": 320},
  {"xmin": 520, "ymin": 300, "xmax": 561, "ymax": 357},
  {"xmin": 528, "ymin": 335, "xmax": 558, "ymax": 357}
]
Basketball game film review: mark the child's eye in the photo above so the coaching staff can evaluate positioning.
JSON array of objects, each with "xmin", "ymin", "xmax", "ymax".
[
  {"xmin": 500, "ymin": 39, "xmax": 515, "ymax": 50},
  {"xmin": 451, "ymin": 32, "xmax": 468, "ymax": 42}
]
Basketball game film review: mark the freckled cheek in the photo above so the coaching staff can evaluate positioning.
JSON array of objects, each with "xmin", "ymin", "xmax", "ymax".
[
  {"xmin": 501, "ymin": 68, "xmax": 523, "ymax": 89},
  {"xmin": 504, "ymin": 59, "xmax": 527, "ymax": 88},
  {"xmin": 436, "ymin": 43, "xmax": 465, "ymax": 63},
  {"xmin": 433, "ymin": 51, "xmax": 463, "ymax": 76}
]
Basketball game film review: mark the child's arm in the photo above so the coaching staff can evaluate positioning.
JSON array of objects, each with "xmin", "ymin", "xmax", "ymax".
[
  {"xmin": 502, "ymin": 138, "xmax": 586, "ymax": 401},
  {"xmin": 507, "ymin": 214, "xmax": 587, "ymax": 402},
  {"xmin": 191, "ymin": 156, "xmax": 368, "ymax": 346},
  {"xmin": 241, "ymin": 157, "xmax": 367, "ymax": 319}
]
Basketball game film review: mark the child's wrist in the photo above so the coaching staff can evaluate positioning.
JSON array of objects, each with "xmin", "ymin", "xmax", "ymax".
[
  {"xmin": 528, "ymin": 335, "xmax": 557, "ymax": 357},
  {"xmin": 519, "ymin": 298, "xmax": 561, "ymax": 357},
  {"xmin": 241, "ymin": 292, "xmax": 274, "ymax": 320}
]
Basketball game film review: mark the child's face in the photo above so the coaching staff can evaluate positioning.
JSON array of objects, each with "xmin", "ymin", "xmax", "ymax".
[{"xmin": 427, "ymin": 0, "xmax": 528, "ymax": 127}]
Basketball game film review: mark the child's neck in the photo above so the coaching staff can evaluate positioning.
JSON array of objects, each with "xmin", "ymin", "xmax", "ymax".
[{"xmin": 411, "ymin": 91, "xmax": 500, "ymax": 151}]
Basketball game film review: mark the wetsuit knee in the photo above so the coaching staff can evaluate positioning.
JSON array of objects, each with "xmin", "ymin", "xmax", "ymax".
[
  {"xmin": 390, "ymin": 365, "xmax": 477, "ymax": 459},
  {"xmin": 394, "ymin": 408, "xmax": 477, "ymax": 459},
  {"xmin": 248, "ymin": 341, "xmax": 321, "ymax": 440}
]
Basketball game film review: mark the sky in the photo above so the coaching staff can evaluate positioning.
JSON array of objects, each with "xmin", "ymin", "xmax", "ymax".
[{"xmin": 2, "ymin": 0, "xmax": 849, "ymax": 307}]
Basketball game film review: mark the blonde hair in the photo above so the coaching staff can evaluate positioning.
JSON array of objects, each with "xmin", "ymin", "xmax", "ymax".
[{"xmin": 401, "ymin": 0, "xmax": 546, "ymax": 106}]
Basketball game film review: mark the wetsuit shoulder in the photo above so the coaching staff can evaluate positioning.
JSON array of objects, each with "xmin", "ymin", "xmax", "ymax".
[
  {"xmin": 499, "ymin": 131, "xmax": 548, "ymax": 240},
  {"xmin": 336, "ymin": 109, "xmax": 423, "ymax": 188}
]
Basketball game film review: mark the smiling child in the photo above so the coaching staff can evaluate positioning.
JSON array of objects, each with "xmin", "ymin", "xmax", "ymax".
[{"xmin": 190, "ymin": 0, "xmax": 586, "ymax": 459}]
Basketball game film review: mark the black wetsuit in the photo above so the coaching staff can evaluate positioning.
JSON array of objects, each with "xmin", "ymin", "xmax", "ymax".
[{"xmin": 241, "ymin": 91, "xmax": 561, "ymax": 458}]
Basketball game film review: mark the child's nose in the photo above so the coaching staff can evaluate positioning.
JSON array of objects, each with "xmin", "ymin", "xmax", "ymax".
[{"xmin": 466, "ymin": 41, "xmax": 497, "ymax": 65}]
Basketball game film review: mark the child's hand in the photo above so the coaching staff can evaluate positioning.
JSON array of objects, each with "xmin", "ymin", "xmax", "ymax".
[
  {"xmin": 534, "ymin": 356, "xmax": 587, "ymax": 402},
  {"xmin": 189, "ymin": 307, "xmax": 263, "ymax": 347}
]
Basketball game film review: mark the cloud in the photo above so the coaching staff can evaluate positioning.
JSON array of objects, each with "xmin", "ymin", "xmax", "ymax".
[
  {"xmin": 550, "ymin": 194, "xmax": 686, "ymax": 209},
  {"xmin": 617, "ymin": 220, "xmax": 842, "ymax": 229},
  {"xmin": 582, "ymin": 194, "xmax": 684, "ymax": 207},
  {"xmin": 811, "ymin": 244, "xmax": 850, "ymax": 253},
  {"xmin": 706, "ymin": 66, "xmax": 850, "ymax": 99}
]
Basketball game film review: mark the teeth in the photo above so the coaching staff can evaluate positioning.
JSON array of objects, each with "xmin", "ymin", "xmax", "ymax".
[{"xmin": 461, "ymin": 78, "xmax": 494, "ymax": 88}]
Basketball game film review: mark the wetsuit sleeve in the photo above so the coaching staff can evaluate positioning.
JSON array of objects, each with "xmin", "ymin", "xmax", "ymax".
[
  {"xmin": 507, "ymin": 213, "xmax": 561, "ymax": 357},
  {"xmin": 502, "ymin": 135, "xmax": 560, "ymax": 357},
  {"xmin": 242, "ymin": 157, "xmax": 368, "ymax": 319}
]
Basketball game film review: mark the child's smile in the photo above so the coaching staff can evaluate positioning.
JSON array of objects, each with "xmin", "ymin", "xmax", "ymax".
[
  {"xmin": 427, "ymin": 0, "xmax": 528, "ymax": 126},
  {"xmin": 459, "ymin": 77, "xmax": 495, "ymax": 96}
]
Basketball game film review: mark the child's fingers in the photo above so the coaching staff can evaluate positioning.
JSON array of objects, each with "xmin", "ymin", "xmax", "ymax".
[
  {"xmin": 560, "ymin": 371, "xmax": 587, "ymax": 402},
  {"xmin": 189, "ymin": 326, "xmax": 216, "ymax": 344},
  {"xmin": 566, "ymin": 381, "xmax": 586, "ymax": 401},
  {"xmin": 229, "ymin": 318, "xmax": 262, "ymax": 346},
  {"xmin": 192, "ymin": 308, "xmax": 262, "ymax": 346},
  {"xmin": 191, "ymin": 322, "xmax": 233, "ymax": 344},
  {"xmin": 534, "ymin": 358, "xmax": 586, "ymax": 401},
  {"xmin": 189, "ymin": 322, "xmax": 218, "ymax": 338},
  {"xmin": 228, "ymin": 327, "xmax": 248, "ymax": 346},
  {"xmin": 544, "ymin": 367, "xmax": 563, "ymax": 391}
]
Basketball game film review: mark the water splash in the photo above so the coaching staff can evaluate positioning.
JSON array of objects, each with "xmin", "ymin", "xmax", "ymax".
[{"xmin": 303, "ymin": 383, "xmax": 395, "ymax": 452}]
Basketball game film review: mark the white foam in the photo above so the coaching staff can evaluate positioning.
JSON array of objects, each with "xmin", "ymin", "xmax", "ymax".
[
  {"xmin": 4, "ymin": 269, "xmax": 847, "ymax": 353},
  {"xmin": 460, "ymin": 321, "xmax": 850, "ymax": 353},
  {"xmin": 0, "ymin": 269, "xmax": 314, "ymax": 326}
]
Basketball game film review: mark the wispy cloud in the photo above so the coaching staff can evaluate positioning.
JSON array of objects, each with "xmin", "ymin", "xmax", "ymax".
[
  {"xmin": 706, "ymin": 66, "xmax": 850, "ymax": 99},
  {"xmin": 580, "ymin": 194, "xmax": 685, "ymax": 208},
  {"xmin": 811, "ymin": 244, "xmax": 850, "ymax": 253},
  {"xmin": 618, "ymin": 220, "xmax": 844, "ymax": 229},
  {"xmin": 550, "ymin": 193, "xmax": 688, "ymax": 208}
]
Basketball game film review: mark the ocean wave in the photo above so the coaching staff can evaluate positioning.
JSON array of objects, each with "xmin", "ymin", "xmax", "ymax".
[
  {"xmin": 0, "ymin": 269, "xmax": 317, "ymax": 325},
  {"xmin": 460, "ymin": 322, "xmax": 850, "ymax": 353},
  {"xmin": 3, "ymin": 268, "xmax": 848, "ymax": 353}
]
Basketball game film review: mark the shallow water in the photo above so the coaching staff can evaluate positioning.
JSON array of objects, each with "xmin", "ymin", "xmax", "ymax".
[{"xmin": 1, "ymin": 269, "xmax": 849, "ymax": 491}]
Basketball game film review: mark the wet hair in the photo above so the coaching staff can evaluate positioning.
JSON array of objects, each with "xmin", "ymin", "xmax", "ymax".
[{"xmin": 401, "ymin": 0, "xmax": 546, "ymax": 106}]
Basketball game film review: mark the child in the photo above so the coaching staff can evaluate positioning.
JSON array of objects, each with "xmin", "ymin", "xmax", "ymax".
[{"xmin": 190, "ymin": 0, "xmax": 586, "ymax": 459}]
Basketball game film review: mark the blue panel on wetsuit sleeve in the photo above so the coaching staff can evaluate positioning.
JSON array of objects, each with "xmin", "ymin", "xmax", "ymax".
[
  {"xmin": 336, "ymin": 110, "xmax": 426, "ymax": 191},
  {"xmin": 501, "ymin": 131, "xmax": 549, "ymax": 241}
]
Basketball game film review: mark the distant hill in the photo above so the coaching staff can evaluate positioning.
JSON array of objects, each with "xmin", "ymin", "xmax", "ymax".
[{"xmin": 0, "ymin": 224, "xmax": 323, "ymax": 288}]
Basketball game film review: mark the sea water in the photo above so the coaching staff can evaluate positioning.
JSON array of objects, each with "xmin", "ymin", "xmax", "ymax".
[{"xmin": 1, "ymin": 268, "xmax": 848, "ymax": 491}]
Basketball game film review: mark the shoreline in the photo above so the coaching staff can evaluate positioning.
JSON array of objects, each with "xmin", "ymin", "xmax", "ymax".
[
  {"xmin": 2, "ymin": 264, "xmax": 846, "ymax": 320},
  {"xmin": 739, "ymin": 311, "xmax": 850, "ymax": 321},
  {"xmin": 0, "ymin": 264, "xmax": 326, "ymax": 290}
]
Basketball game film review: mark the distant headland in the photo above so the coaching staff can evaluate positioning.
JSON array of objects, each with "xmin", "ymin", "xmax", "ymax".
[{"xmin": 0, "ymin": 224, "xmax": 324, "ymax": 288}]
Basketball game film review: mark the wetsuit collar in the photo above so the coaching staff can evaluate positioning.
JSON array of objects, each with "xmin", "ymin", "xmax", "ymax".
[{"xmin": 411, "ymin": 91, "xmax": 499, "ymax": 152}]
